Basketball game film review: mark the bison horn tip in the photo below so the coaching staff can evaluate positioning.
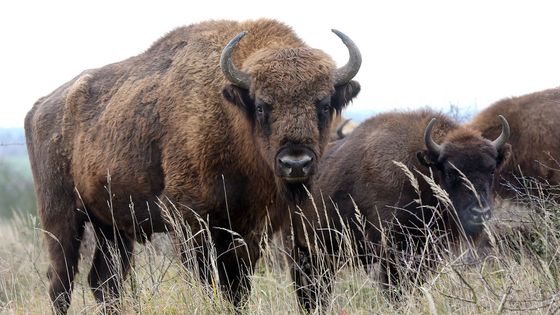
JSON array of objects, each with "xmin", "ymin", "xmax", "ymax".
[
  {"xmin": 336, "ymin": 118, "xmax": 351, "ymax": 139},
  {"xmin": 424, "ymin": 117, "xmax": 442, "ymax": 155},
  {"xmin": 491, "ymin": 115, "xmax": 510, "ymax": 149}
]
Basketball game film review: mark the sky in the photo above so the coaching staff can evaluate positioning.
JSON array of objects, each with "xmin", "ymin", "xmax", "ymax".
[{"xmin": 0, "ymin": 1, "xmax": 559, "ymax": 127}]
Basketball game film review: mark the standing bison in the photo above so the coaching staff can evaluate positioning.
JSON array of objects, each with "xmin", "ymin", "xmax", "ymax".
[
  {"xmin": 469, "ymin": 87, "xmax": 560, "ymax": 199},
  {"xmin": 25, "ymin": 19, "xmax": 361, "ymax": 313},
  {"xmin": 291, "ymin": 109, "xmax": 511, "ymax": 311}
]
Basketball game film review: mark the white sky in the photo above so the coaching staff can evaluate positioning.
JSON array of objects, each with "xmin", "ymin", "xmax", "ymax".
[{"xmin": 0, "ymin": 0, "xmax": 559, "ymax": 127}]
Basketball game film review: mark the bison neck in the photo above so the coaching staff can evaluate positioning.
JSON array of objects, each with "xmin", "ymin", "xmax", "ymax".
[{"xmin": 157, "ymin": 101, "xmax": 286, "ymax": 240}]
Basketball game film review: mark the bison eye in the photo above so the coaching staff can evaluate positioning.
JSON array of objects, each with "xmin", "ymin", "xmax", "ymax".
[
  {"xmin": 317, "ymin": 97, "xmax": 331, "ymax": 115},
  {"xmin": 255, "ymin": 100, "xmax": 270, "ymax": 117}
]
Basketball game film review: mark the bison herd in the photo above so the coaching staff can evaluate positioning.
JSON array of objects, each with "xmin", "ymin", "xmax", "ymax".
[{"xmin": 24, "ymin": 18, "xmax": 560, "ymax": 313}]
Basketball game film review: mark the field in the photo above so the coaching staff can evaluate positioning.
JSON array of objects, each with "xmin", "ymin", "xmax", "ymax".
[
  {"xmin": 1, "ymin": 128, "xmax": 559, "ymax": 314},
  {"xmin": 1, "ymin": 179, "xmax": 559, "ymax": 313}
]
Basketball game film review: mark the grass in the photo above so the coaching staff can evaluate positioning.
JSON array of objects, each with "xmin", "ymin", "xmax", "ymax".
[{"xmin": 1, "ymin": 175, "xmax": 560, "ymax": 314}]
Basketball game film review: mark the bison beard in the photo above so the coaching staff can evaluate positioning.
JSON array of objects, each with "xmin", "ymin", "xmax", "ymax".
[
  {"xmin": 279, "ymin": 180, "xmax": 312, "ymax": 204},
  {"xmin": 24, "ymin": 18, "xmax": 361, "ymax": 314}
]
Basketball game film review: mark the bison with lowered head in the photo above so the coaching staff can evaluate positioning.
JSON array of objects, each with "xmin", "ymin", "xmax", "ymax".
[
  {"xmin": 469, "ymin": 87, "xmax": 560, "ymax": 200},
  {"xmin": 291, "ymin": 109, "xmax": 511, "ymax": 311},
  {"xmin": 25, "ymin": 19, "xmax": 361, "ymax": 313}
]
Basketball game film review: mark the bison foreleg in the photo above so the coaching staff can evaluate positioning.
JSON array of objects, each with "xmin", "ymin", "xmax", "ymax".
[
  {"xmin": 186, "ymin": 227, "xmax": 259, "ymax": 310},
  {"xmin": 291, "ymin": 245, "xmax": 334, "ymax": 312},
  {"xmin": 379, "ymin": 247, "xmax": 403, "ymax": 301},
  {"xmin": 88, "ymin": 223, "xmax": 134, "ymax": 312},
  {"xmin": 214, "ymin": 230, "xmax": 259, "ymax": 310}
]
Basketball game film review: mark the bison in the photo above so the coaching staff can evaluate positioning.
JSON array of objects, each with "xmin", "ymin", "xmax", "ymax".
[
  {"xmin": 291, "ymin": 109, "xmax": 511, "ymax": 311},
  {"xmin": 24, "ymin": 19, "xmax": 361, "ymax": 313},
  {"xmin": 468, "ymin": 87, "xmax": 560, "ymax": 200}
]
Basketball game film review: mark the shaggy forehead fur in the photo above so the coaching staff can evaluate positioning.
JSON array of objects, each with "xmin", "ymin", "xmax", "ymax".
[
  {"xmin": 441, "ymin": 127, "xmax": 498, "ymax": 168},
  {"xmin": 245, "ymin": 47, "xmax": 335, "ymax": 103},
  {"xmin": 444, "ymin": 127, "xmax": 482, "ymax": 142},
  {"xmin": 443, "ymin": 128, "xmax": 494, "ymax": 152}
]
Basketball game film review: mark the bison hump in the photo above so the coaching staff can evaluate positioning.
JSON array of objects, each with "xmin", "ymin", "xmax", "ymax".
[{"xmin": 62, "ymin": 72, "xmax": 93, "ymax": 136}]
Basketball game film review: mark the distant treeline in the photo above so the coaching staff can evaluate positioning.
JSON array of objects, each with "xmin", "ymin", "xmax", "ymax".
[
  {"xmin": 345, "ymin": 103, "xmax": 476, "ymax": 124},
  {"xmin": 0, "ymin": 128, "xmax": 34, "ymax": 218},
  {"xmin": 0, "ymin": 127, "xmax": 27, "ymax": 156}
]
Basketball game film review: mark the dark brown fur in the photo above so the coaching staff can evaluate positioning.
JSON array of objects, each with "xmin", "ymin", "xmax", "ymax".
[
  {"xmin": 469, "ymin": 87, "xmax": 560, "ymax": 199},
  {"xmin": 291, "ymin": 109, "xmax": 511, "ymax": 311},
  {"xmin": 24, "ymin": 19, "xmax": 360, "ymax": 313}
]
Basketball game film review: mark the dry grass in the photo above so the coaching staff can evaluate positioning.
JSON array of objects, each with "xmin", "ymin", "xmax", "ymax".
[{"xmin": 1, "ymin": 175, "xmax": 560, "ymax": 314}]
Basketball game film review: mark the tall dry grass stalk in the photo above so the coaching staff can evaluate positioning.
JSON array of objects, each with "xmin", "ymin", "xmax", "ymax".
[{"xmin": 1, "ymin": 169, "xmax": 559, "ymax": 314}]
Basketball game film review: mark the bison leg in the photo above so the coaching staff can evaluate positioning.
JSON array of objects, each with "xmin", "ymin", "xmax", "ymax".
[
  {"xmin": 44, "ymin": 214, "xmax": 86, "ymax": 314},
  {"xmin": 379, "ymin": 248, "xmax": 402, "ymax": 300},
  {"xmin": 190, "ymin": 229, "xmax": 259, "ymax": 309},
  {"xmin": 215, "ymin": 232, "xmax": 259, "ymax": 308},
  {"xmin": 291, "ymin": 245, "xmax": 334, "ymax": 312},
  {"xmin": 379, "ymin": 239, "xmax": 427, "ymax": 300},
  {"xmin": 88, "ymin": 223, "xmax": 134, "ymax": 311},
  {"xmin": 217, "ymin": 249, "xmax": 255, "ymax": 307}
]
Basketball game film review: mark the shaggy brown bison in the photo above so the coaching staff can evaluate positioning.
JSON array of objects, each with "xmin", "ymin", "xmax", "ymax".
[
  {"xmin": 469, "ymin": 87, "xmax": 560, "ymax": 200},
  {"xmin": 291, "ymin": 109, "xmax": 511, "ymax": 311},
  {"xmin": 24, "ymin": 19, "xmax": 361, "ymax": 313}
]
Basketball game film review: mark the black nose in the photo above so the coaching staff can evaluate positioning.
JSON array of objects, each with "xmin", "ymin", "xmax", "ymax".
[
  {"xmin": 277, "ymin": 154, "xmax": 314, "ymax": 180},
  {"xmin": 470, "ymin": 206, "xmax": 492, "ymax": 222}
]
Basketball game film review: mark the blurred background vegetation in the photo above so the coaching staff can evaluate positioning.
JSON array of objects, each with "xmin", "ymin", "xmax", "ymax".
[{"xmin": 0, "ymin": 128, "xmax": 36, "ymax": 219}]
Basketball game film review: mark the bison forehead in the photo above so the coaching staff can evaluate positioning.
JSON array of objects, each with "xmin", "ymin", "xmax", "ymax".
[
  {"xmin": 245, "ymin": 47, "xmax": 336, "ymax": 101},
  {"xmin": 245, "ymin": 47, "xmax": 335, "ymax": 71},
  {"xmin": 441, "ymin": 128, "xmax": 498, "ymax": 160},
  {"xmin": 442, "ymin": 141, "xmax": 498, "ymax": 170}
]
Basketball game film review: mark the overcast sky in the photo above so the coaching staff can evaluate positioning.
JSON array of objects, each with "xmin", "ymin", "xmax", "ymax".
[{"xmin": 0, "ymin": 0, "xmax": 559, "ymax": 127}]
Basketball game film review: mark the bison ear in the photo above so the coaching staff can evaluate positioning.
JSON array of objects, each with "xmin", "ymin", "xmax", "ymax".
[
  {"xmin": 331, "ymin": 80, "xmax": 360, "ymax": 113},
  {"xmin": 496, "ymin": 143, "xmax": 512, "ymax": 173},
  {"xmin": 416, "ymin": 150, "xmax": 438, "ymax": 168},
  {"xmin": 222, "ymin": 84, "xmax": 254, "ymax": 117}
]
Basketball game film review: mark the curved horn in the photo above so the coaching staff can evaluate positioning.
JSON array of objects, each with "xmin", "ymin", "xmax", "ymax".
[
  {"xmin": 331, "ymin": 29, "xmax": 362, "ymax": 86},
  {"xmin": 491, "ymin": 115, "xmax": 510, "ymax": 150},
  {"xmin": 336, "ymin": 119, "xmax": 351, "ymax": 139},
  {"xmin": 220, "ymin": 32, "xmax": 251, "ymax": 89},
  {"xmin": 424, "ymin": 118, "xmax": 442, "ymax": 155}
]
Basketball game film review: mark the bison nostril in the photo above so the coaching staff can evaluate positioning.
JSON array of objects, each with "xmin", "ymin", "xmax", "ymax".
[
  {"xmin": 278, "ymin": 157, "xmax": 292, "ymax": 172},
  {"xmin": 278, "ymin": 155, "xmax": 313, "ymax": 177},
  {"xmin": 301, "ymin": 156, "xmax": 313, "ymax": 174},
  {"xmin": 470, "ymin": 207, "xmax": 492, "ymax": 221}
]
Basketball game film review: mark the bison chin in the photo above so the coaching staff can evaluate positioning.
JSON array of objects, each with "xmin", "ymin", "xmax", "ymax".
[
  {"xmin": 459, "ymin": 220, "xmax": 486, "ymax": 239},
  {"xmin": 277, "ymin": 179, "xmax": 313, "ymax": 205}
]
